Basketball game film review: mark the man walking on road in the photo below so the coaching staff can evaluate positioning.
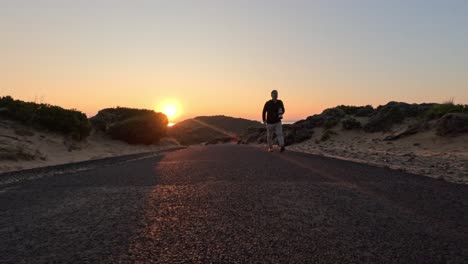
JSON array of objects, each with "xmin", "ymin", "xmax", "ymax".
[{"xmin": 262, "ymin": 90, "xmax": 285, "ymax": 152}]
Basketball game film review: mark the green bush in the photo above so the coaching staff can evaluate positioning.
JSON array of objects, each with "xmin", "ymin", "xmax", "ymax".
[
  {"xmin": 90, "ymin": 107, "xmax": 162, "ymax": 132},
  {"xmin": 0, "ymin": 96, "xmax": 91, "ymax": 140},
  {"xmin": 321, "ymin": 107, "xmax": 346, "ymax": 118},
  {"xmin": 323, "ymin": 117, "xmax": 340, "ymax": 129},
  {"xmin": 342, "ymin": 118, "xmax": 362, "ymax": 130},
  {"xmin": 425, "ymin": 103, "xmax": 468, "ymax": 120},
  {"xmin": 321, "ymin": 107, "xmax": 346, "ymax": 129},
  {"xmin": 364, "ymin": 102, "xmax": 413, "ymax": 132},
  {"xmin": 107, "ymin": 113, "xmax": 168, "ymax": 144},
  {"xmin": 326, "ymin": 105, "xmax": 375, "ymax": 116},
  {"xmin": 92, "ymin": 107, "xmax": 169, "ymax": 144},
  {"xmin": 355, "ymin": 105, "xmax": 375, "ymax": 117}
]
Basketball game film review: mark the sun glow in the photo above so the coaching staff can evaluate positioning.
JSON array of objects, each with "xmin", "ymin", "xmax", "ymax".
[
  {"xmin": 158, "ymin": 99, "xmax": 182, "ymax": 124},
  {"xmin": 163, "ymin": 105, "xmax": 177, "ymax": 119}
]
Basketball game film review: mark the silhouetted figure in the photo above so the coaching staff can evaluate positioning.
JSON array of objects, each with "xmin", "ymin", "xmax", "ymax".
[{"xmin": 262, "ymin": 90, "xmax": 285, "ymax": 152}]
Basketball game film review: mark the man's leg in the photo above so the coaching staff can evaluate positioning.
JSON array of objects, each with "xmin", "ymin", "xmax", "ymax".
[
  {"xmin": 275, "ymin": 122, "xmax": 285, "ymax": 152},
  {"xmin": 266, "ymin": 123, "xmax": 274, "ymax": 151}
]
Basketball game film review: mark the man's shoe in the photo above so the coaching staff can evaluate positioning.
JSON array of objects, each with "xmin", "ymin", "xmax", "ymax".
[{"xmin": 280, "ymin": 146, "xmax": 285, "ymax": 153}]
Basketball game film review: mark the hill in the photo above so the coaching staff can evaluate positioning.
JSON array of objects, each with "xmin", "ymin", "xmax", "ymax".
[{"xmin": 169, "ymin": 115, "xmax": 262, "ymax": 145}]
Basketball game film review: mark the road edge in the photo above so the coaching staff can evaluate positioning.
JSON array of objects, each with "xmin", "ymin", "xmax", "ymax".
[{"xmin": 0, "ymin": 146, "xmax": 186, "ymax": 188}]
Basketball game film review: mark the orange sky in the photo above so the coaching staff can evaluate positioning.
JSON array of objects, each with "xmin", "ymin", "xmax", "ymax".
[{"xmin": 2, "ymin": 1, "xmax": 468, "ymax": 122}]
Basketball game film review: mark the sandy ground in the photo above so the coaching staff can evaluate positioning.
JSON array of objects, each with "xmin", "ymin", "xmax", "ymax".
[
  {"xmin": 288, "ymin": 121, "xmax": 468, "ymax": 184},
  {"xmin": 0, "ymin": 120, "xmax": 179, "ymax": 173}
]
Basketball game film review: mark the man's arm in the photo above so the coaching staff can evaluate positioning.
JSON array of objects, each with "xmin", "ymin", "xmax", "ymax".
[
  {"xmin": 281, "ymin": 100, "xmax": 285, "ymax": 114},
  {"xmin": 262, "ymin": 102, "xmax": 268, "ymax": 123}
]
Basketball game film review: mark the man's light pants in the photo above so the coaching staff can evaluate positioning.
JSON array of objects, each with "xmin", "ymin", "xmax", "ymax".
[{"xmin": 266, "ymin": 122, "xmax": 284, "ymax": 147}]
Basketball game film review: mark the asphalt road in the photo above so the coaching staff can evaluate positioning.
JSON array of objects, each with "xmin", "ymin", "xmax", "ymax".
[{"xmin": 1, "ymin": 145, "xmax": 467, "ymax": 263}]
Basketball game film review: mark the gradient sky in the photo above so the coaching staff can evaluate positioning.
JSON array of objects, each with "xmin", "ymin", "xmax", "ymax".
[{"xmin": 1, "ymin": 0, "xmax": 468, "ymax": 122}]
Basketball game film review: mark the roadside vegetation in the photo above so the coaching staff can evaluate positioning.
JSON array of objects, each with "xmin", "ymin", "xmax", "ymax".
[
  {"xmin": 0, "ymin": 96, "xmax": 169, "ymax": 144},
  {"xmin": 425, "ymin": 102, "xmax": 468, "ymax": 119},
  {"xmin": 90, "ymin": 107, "xmax": 168, "ymax": 144},
  {"xmin": 0, "ymin": 96, "xmax": 91, "ymax": 140},
  {"xmin": 240, "ymin": 100, "xmax": 468, "ymax": 146}
]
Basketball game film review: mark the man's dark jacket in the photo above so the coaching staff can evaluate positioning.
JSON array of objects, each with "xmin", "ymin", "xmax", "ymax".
[{"xmin": 262, "ymin": 100, "xmax": 285, "ymax": 124}]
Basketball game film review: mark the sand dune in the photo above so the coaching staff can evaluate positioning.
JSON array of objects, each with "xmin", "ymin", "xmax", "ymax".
[
  {"xmin": 288, "ymin": 119, "xmax": 468, "ymax": 184},
  {"xmin": 0, "ymin": 120, "xmax": 178, "ymax": 173}
]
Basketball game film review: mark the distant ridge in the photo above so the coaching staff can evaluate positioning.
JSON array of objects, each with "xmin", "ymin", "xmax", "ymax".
[{"xmin": 169, "ymin": 115, "xmax": 262, "ymax": 145}]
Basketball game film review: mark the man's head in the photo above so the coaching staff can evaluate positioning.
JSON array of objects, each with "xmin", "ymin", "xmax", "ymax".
[{"xmin": 271, "ymin": 90, "xmax": 278, "ymax": 100}]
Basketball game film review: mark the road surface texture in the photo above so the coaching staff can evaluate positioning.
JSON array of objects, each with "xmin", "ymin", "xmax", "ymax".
[{"xmin": 1, "ymin": 145, "xmax": 467, "ymax": 263}]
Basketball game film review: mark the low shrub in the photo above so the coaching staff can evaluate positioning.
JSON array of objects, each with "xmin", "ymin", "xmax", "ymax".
[
  {"xmin": 324, "ymin": 117, "xmax": 340, "ymax": 129},
  {"xmin": 300, "ymin": 115, "xmax": 325, "ymax": 129},
  {"xmin": 355, "ymin": 105, "xmax": 375, "ymax": 117},
  {"xmin": 425, "ymin": 103, "xmax": 468, "ymax": 120},
  {"xmin": 321, "ymin": 107, "xmax": 346, "ymax": 119},
  {"xmin": 321, "ymin": 107, "xmax": 346, "ymax": 129},
  {"xmin": 107, "ymin": 113, "xmax": 168, "ymax": 145},
  {"xmin": 323, "ymin": 105, "xmax": 376, "ymax": 117},
  {"xmin": 342, "ymin": 118, "xmax": 361, "ymax": 130},
  {"xmin": 0, "ymin": 96, "xmax": 91, "ymax": 140},
  {"xmin": 90, "ymin": 107, "xmax": 161, "ymax": 132},
  {"xmin": 364, "ymin": 102, "xmax": 414, "ymax": 132}
]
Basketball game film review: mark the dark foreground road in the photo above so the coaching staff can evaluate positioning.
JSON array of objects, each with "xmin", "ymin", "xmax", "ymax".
[{"xmin": 1, "ymin": 145, "xmax": 467, "ymax": 263}]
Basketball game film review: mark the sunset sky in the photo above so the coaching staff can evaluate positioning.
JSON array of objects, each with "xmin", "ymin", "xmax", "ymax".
[{"xmin": 2, "ymin": 0, "xmax": 468, "ymax": 122}]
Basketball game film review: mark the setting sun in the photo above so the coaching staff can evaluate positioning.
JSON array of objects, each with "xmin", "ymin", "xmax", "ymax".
[
  {"xmin": 163, "ymin": 105, "xmax": 177, "ymax": 119},
  {"xmin": 157, "ymin": 99, "xmax": 182, "ymax": 124}
]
